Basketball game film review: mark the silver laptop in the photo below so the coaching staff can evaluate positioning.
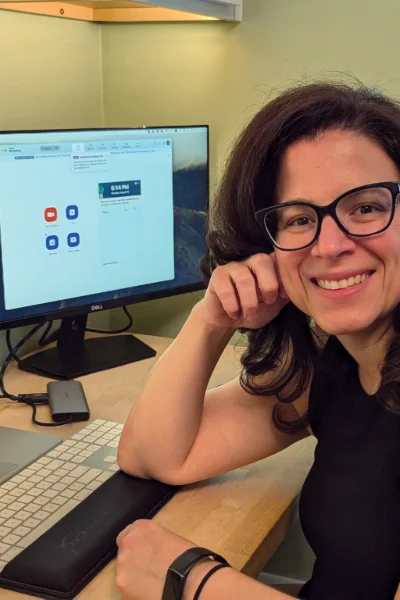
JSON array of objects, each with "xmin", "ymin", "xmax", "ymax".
[{"xmin": 0, "ymin": 427, "xmax": 62, "ymax": 484}]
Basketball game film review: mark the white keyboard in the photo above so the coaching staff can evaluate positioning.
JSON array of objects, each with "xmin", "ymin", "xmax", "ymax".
[{"xmin": 0, "ymin": 419, "xmax": 124, "ymax": 572}]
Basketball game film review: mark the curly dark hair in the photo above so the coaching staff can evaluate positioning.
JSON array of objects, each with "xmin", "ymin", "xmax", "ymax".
[{"xmin": 200, "ymin": 79, "xmax": 400, "ymax": 434}]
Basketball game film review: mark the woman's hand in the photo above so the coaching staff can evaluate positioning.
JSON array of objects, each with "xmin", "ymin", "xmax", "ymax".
[
  {"xmin": 116, "ymin": 519, "xmax": 199, "ymax": 600},
  {"xmin": 199, "ymin": 253, "xmax": 289, "ymax": 331}
]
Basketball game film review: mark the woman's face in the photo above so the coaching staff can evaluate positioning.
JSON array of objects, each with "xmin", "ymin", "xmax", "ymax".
[{"xmin": 275, "ymin": 129, "xmax": 400, "ymax": 335}]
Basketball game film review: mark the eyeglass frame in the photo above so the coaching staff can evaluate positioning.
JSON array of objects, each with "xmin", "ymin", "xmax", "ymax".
[{"xmin": 255, "ymin": 181, "xmax": 400, "ymax": 252}]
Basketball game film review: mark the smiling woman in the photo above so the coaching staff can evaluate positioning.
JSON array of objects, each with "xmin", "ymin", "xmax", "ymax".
[{"xmin": 118, "ymin": 81, "xmax": 400, "ymax": 600}]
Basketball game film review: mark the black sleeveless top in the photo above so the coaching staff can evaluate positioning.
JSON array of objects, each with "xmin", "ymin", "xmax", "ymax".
[{"xmin": 299, "ymin": 336, "xmax": 400, "ymax": 600}]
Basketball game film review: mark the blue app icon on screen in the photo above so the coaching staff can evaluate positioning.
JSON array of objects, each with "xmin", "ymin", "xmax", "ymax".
[
  {"xmin": 67, "ymin": 233, "xmax": 80, "ymax": 248},
  {"xmin": 46, "ymin": 235, "xmax": 59, "ymax": 250},
  {"xmin": 66, "ymin": 205, "xmax": 79, "ymax": 220}
]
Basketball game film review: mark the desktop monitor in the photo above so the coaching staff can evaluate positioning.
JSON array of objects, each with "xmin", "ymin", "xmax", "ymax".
[{"xmin": 0, "ymin": 126, "xmax": 209, "ymax": 379}]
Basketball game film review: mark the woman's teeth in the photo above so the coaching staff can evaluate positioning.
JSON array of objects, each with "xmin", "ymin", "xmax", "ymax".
[{"xmin": 316, "ymin": 273, "xmax": 371, "ymax": 290}]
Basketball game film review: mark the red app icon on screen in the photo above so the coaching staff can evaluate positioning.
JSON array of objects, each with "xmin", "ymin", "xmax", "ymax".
[{"xmin": 45, "ymin": 207, "xmax": 57, "ymax": 222}]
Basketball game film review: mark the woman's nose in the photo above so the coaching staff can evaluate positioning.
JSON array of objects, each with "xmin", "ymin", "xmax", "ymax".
[{"xmin": 310, "ymin": 215, "xmax": 356, "ymax": 260}]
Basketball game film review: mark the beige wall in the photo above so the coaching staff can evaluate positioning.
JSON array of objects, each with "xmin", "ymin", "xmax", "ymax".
[
  {"xmin": 102, "ymin": 0, "xmax": 400, "ymax": 336},
  {"xmin": 0, "ymin": 10, "xmax": 106, "ymax": 361}
]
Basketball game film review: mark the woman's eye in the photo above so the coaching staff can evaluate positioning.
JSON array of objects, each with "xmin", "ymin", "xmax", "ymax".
[{"xmin": 287, "ymin": 216, "xmax": 312, "ymax": 227}]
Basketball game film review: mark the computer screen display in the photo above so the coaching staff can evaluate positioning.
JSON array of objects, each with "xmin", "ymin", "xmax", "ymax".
[{"xmin": 0, "ymin": 126, "xmax": 208, "ymax": 328}]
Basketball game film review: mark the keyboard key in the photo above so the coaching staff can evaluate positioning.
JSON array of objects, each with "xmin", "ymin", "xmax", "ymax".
[
  {"xmin": 37, "ymin": 457, "xmax": 52, "ymax": 465},
  {"xmin": 9, "ymin": 488, "xmax": 24, "ymax": 498},
  {"xmin": 60, "ymin": 476, "xmax": 74, "ymax": 485},
  {"xmin": 24, "ymin": 518, "xmax": 40, "ymax": 528},
  {"xmin": 46, "ymin": 475, "xmax": 60, "ymax": 484},
  {"xmin": 0, "ymin": 526, "xmax": 11, "ymax": 537},
  {"xmin": 63, "ymin": 440, "xmax": 75, "ymax": 447},
  {"xmin": 60, "ymin": 489, "xmax": 75, "ymax": 499},
  {"xmin": 29, "ymin": 488, "xmax": 42, "ymax": 497},
  {"xmin": 0, "ymin": 489, "xmax": 8, "ymax": 498},
  {"xmin": 52, "ymin": 496, "xmax": 68, "ymax": 506},
  {"xmin": 33, "ymin": 510, "xmax": 50, "ymax": 521},
  {"xmin": 19, "ymin": 481, "xmax": 35, "ymax": 491},
  {"xmin": 37, "ymin": 481, "xmax": 51, "ymax": 490},
  {"xmin": 96, "ymin": 471, "xmax": 114, "ymax": 483},
  {"xmin": 103, "ymin": 456, "xmax": 117, "ymax": 463},
  {"xmin": 79, "ymin": 450, "xmax": 93, "ymax": 458},
  {"xmin": 1, "ymin": 546, "xmax": 21, "ymax": 562},
  {"xmin": 10, "ymin": 475, "xmax": 25, "ymax": 484},
  {"xmin": 87, "ymin": 480, "xmax": 102, "ymax": 491},
  {"xmin": 78, "ymin": 468, "xmax": 101, "ymax": 484},
  {"xmin": 1, "ymin": 494, "xmax": 15, "ymax": 504},
  {"xmin": 4, "ymin": 518, "xmax": 21, "ymax": 529},
  {"xmin": 2, "ymin": 534, "xmax": 21, "ymax": 546},
  {"xmin": 69, "ymin": 466, "xmax": 88, "ymax": 478},
  {"xmin": 0, "ymin": 559, "xmax": 7, "ymax": 571},
  {"xmin": 75, "ymin": 442, "xmax": 88, "ymax": 450},
  {"xmin": 17, "ymin": 500, "xmax": 79, "ymax": 549},
  {"xmin": 43, "ymin": 489, "xmax": 58, "ymax": 499},
  {"xmin": 33, "ymin": 496, "xmax": 49, "ymax": 507},
  {"xmin": 108, "ymin": 464, "xmax": 119, "ymax": 472},
  {"xmin": 84, "ymin": 436, "xmax": 97, "ymax": 443},
  {"xmin": 85, "ymin": 424, "xmax": 99, "ymax": 431},
  {"xmin": 71, "ymin": 456, "xmax": 85, "ymax": 464},
  {"xmin": 0, "ymin": 502, "xmax": 6, "ymax": 511},
  {"xmin": 1, "ymin": 510, "xmax": 15, "ymax": 519},
  {"xmin": 37, "ymin": 468, "xmax": 52, "ymax": 478},
  {"xmin": 0, "ymin": 542, "xmax": 10, "ymax": 555},
  {"xmin": 107, "ymin": 441, "xmax": 119, "ymax": 448},
  {"xmin": 28, "ymin": 463, "xmax": 41, "ymax": 472},
  {"xmin": 61, "ymin": 463, "xmax": 75, "ymax": 472},
  {"xmin": 93, "ymin": 419, "xmax": 106, "ymax": 425},
  {"xmin": 1, "ymin": 482, "xmax": 16, "ymax": 491},
  {"xmin": 13, "ymin": 526, "xmax": 30, "ymax": 537},
  {"xmin": 16, "ymin": 511, "xmax": 34, "ymax": 522},
  {"xmin": 28, "ymin": 475, "xmax": 42, "ymax": 484},
  {"xmin": 61, "ymin": 453, "xmax": 74, "ymax": 461},
  {"xmin": 42, "ymin": 502, "xmax": 59, "ymax": 513},
  {"xmin": 8, "ymin": 501, "xmax": 24, "ymax": 512},
  {"xmin": 52, "ymin": 482, "xmax": 67, "ymax": 492},
  {"xmin": 87, "ymin": 444, "xmax": 101, "ymax": 452},
  {"xmin": 70, "ymin": 483, "xmax": 84, "ymax": 492},
  {"xmin": 47, "ymin": 460, "xmax": 63, "ymax": 470},
  {"xmin": 47, "ymin": 450, "xmax": 61, "ymax": 458},
  {"xmin": 18, "ymin": 494, "xmax": 36, "ymax": 505},
  {"xmin": 22, "ymin": 504, "xmax": 37, "ymax": 514},
  {"xmin": 74, "ymin": 490, "xmax": 92, "ymax": 502}
]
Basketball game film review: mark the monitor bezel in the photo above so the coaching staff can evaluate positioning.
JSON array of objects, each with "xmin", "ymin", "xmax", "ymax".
[{"xmin": 0, "ymin": 125, "xmax": 209, "ymax": 330}]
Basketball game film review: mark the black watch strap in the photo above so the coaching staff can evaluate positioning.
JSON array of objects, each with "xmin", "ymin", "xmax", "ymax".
[{"xmin": 162, "ymin": 547, "xmax": 230, "ymax": 600}]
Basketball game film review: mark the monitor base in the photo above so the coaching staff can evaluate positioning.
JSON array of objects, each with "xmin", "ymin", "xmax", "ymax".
[{"xmin": 18, "ymin": 334, "xmax": 156, "ymax": 380}]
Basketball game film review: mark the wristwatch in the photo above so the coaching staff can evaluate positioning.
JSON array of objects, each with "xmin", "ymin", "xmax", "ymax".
[{"xmin": 162, "ymin": 547, "xmax": 230, "ymax": 600}]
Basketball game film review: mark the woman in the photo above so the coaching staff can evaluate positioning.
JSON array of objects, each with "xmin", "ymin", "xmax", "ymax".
[{"xmin": 116, "ymin": 81, "xmax": 400, "ymax": 600}]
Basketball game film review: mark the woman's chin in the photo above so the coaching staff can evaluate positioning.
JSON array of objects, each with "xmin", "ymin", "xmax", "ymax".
[{"xmin": 313, "ymin": 314, "xmax": 374, "ymax": 336}]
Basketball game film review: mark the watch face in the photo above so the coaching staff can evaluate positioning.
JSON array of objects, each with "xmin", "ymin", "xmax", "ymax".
[{"xmin": 162, "ymin": 569, "xmax": 184, "ymax": 600}]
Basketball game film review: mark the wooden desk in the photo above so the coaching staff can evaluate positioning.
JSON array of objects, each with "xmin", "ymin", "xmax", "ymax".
[{"xmin": 0, "ymin": 334, "xmax": 316, "ymax": 599}]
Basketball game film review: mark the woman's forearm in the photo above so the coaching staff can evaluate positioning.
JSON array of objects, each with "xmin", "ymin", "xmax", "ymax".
[{"xmin": 182, "ymin": 560, "xmax": 294, "ymax": 600}]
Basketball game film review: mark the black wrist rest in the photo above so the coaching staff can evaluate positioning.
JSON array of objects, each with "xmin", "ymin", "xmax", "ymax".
[{"xmin": 0, "ymin": 470, "xmax": 181, "ymax": 599}]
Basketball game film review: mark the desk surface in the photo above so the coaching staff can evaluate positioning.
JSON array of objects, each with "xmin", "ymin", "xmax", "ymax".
[{"xmin": 0, "ymin": 333, "xmax": 316, "ymax": 599}]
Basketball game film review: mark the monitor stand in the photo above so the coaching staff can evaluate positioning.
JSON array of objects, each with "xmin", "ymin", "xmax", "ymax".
[{"xmin": 18, "ymin": 314, "xmax": 157, "ymax": 380}]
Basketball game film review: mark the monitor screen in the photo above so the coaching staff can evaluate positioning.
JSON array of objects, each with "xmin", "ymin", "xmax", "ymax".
[{"xmin": 0, "ymin": 126, "xmax": 208, "ymax": 329}]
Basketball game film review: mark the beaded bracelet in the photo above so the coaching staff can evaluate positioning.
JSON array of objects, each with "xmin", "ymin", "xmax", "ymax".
[{"xmin": 193, "ymin": 563, "xmax": 231, "ymax": 600}]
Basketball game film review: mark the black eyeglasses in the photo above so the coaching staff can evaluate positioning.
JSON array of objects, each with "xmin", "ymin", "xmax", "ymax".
[{"xmin": 255, "ymin": 181, "xmax": 400, "ymax": 251}]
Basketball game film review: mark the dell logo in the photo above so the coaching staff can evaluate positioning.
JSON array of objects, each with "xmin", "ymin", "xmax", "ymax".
[{"xmin": 91, "ymin": 304, "xmax": 103, "ymax": 311}]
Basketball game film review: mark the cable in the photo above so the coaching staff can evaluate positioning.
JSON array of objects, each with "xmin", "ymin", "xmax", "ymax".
[
  {"xmin": 2, "ymin": 324, "xmax": 72, "ymax": 427},
  {"xmin": 37, "ymin": 321, "xmax": 54, "ymax": 347},
  {"xmin": 86, "ymin": 305, "xmax": 133, "ymax": 334}
]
